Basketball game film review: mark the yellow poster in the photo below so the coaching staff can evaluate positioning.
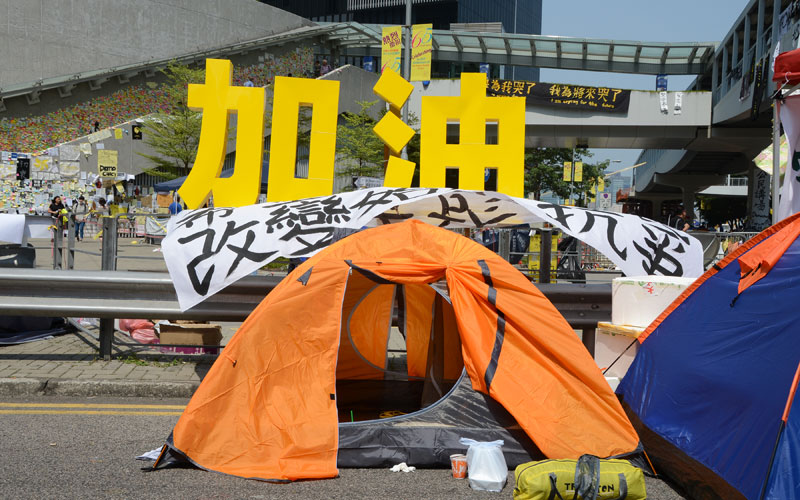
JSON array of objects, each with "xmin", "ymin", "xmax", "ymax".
[
  {"xmin": 97, "ymin": 150, "xmax": 118, "ymax": 178},
  {"xmin": 411, "ymin": 23, "xmax": 433, "ymax": 81},
  {"xmin": 114, "ymin": 128, "xmax": 123, "ymax": 139},
  {"xmin": 598, "ymin": 176, "xmax": 605, "ymax": 192},
  {"xmin": 381, "ymin": 26, "xmax": 402, "ymax": 74},
  {"xmin": 563, "ymin": 161, "xmax": 583, "ymax": 182}
]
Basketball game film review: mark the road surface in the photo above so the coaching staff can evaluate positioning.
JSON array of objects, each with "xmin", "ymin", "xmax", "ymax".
[{"xmin": 0, "ymin": 395, "xmax": 687, "ymax": 499}]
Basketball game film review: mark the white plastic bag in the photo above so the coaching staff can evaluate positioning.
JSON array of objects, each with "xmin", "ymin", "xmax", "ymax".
[{"xmin": 459, "ymin": 437, "xmax": 507, "ymax": 492}]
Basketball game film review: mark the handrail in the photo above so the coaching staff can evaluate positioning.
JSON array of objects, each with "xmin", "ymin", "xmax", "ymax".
[{"xmin": 0, "ymin": 269, "xmax": 610, "ymax": 358}]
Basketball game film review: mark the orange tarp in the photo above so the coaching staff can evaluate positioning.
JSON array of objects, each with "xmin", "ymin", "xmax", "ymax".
[{"xmin": 170, "ymin": 220, "xmax": 639, "ymax": 480}]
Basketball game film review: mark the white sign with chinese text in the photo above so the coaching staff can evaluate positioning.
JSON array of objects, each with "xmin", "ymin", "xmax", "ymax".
[{"xmin": 162, "ymin": 188, "xmax": 704, "ymax": 310}]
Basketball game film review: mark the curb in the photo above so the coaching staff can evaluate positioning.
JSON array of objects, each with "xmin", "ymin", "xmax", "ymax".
[{"xmin": 0, "ymin": 377, "xmax": 200, "ymax": 398}]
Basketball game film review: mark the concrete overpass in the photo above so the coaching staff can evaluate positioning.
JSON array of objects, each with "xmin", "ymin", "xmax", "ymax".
[
  {"xmin": 407, "ymin": 79, "xmax": 713, "ymax": 150},
  {"xmin": 633, "ymin": 0, "xmax": 794, "ymax": 221}
]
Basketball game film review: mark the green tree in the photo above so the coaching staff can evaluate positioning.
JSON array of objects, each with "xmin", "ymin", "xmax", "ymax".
[
  {"xmin": 573, "ymin": 159, "xmax": 609, "ymax": 207},
  {"xmin": 524, "ymin": 147, "xmax": 589, "ymax": 200},
  {"xmin": 336, "ymin": 100, "xmax": 386, "ymax": 187},
  {"xmin": 523, "ymin": 148, "xmax": 606, "ymax": 206},
  {"xmin": 139, "ymin": 63, "xmax": 205, "ymax": 179}
]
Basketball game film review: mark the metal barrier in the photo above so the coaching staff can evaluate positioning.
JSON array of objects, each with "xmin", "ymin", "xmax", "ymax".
[{"xmin": 0, "ymin": 268, "xmax": 609, "ymax": 360}]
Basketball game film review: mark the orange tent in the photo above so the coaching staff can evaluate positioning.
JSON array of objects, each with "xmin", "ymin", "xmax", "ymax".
[{"xmin": 160, "ymin": 220, "xmax": 639, "ymax": 480}]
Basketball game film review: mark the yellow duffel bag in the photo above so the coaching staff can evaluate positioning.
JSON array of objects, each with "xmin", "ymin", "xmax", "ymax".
[{"xmin": 514, "ymin": 454, "xmax": 646, "ymax": 500}]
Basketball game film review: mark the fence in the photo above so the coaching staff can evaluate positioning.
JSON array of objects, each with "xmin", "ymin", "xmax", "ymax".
[
  {"xmin": 27, "ymin": 220, "xmax": 764, "ymax": 360},
  {"xmin": 49, "ymin": 212, "xmax": 170, "ymax": 271}
]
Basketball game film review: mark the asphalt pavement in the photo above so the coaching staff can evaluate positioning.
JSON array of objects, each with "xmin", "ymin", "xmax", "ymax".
[
  {"xmin": 2, "ymin": 238, "xmax": 689, "ymax": 498},
  {"xmin": 0, "ymin": 396, "xmax": 687, "ymax": 499}
]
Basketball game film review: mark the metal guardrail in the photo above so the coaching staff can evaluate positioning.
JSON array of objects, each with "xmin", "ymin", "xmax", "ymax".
[{"xmin": 0, "ymin": 269, "xmax": 609, "ymax": 359}]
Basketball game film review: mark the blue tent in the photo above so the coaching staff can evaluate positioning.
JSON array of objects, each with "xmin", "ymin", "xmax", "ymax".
[
  {"xmin": 153, "ymin": 165, "xmax": 269, "ymax": 193},
  {"xmin": 618, "ymin": 212, "xmax": 800, "ymax": 500}
]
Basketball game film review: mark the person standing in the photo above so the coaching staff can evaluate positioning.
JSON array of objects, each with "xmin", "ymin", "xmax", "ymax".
[
  {"xmin": 169, "ymin": 199, "xmax": 183, "ymax": 216},
  {"xmin": 48, "ymin": 196, "xmax": 67, "ymax": 242},
  {"xmin": 48, "ymin": 196, "xmax": 66, "ymax": 221},
  {"xmin": 320, "ymin": 59, "xmax": 332, "ymax": 76},
  {"xmin": 73, "ymin": 196, "xmax": 89, "ymax": 241},
  {"xmin": 673, "ymin": 208, "xmax": 690, "ymax": 231}
]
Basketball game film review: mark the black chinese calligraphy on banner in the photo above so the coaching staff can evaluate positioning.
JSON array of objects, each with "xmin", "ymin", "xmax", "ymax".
[
  {"xmin": 487, "ymin": 79, "xmax": 631, "ymax": 114},
  {"xmin": 163, "ymin": 188, "xmax": 702, "ymax": 310}
]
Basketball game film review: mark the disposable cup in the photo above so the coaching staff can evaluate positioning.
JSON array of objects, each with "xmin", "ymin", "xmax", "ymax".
[{"xmin": 450, "ymin": 453, "xmax": 467, "ymax": 479}]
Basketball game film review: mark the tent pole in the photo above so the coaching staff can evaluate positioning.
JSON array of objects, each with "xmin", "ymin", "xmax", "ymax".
[
  {"xmin": 759, "ymin": 360, "xmax": 800, "ymax": 499},
  {"xmin": 773, "ymin": 99, "xmax": 782, "ymax": 225}
]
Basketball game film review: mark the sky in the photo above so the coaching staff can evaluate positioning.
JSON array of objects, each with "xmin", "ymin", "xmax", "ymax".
[{"xmin": 538, "ymin": 0, "xmax": 751, "ymax": 172}]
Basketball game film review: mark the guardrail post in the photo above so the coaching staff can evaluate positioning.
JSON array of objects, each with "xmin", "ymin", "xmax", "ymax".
[
  {"xmin": 99, "ymin": 217, "xmax": 118, "ymax": 360},
  {"xmin": 66, "ymin": 214, "xmax": 75, "ymax": 270},
  {"xmin": 582, "ymin": 328, "xmax": 596, "ymax": 358},
  {"xmin": 52, "ymin": 220, "xmax": 63, "ymax": 270},
  {"xmin": 539, "ymin": 228, "xmax": 552, "ymax": 284},
  {"xmin": 498, "ymin": 229, "xmax": 511, "ymax": 262},
  {"xmin": 99, "ymin": 318, "xmax": 114, "ymax": 361},
  {"xmin": 101, "ymin": 217, "xmax": 118, "ymax": 271}
]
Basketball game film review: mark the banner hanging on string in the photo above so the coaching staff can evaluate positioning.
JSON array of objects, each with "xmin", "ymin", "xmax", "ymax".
[
  {"xmin": 488, "ymin": 79, "xmax": 631, "ymax": 114},
  {"xmin": 162, "ymin": 188, "xmax": 704, "ymax": 310}
]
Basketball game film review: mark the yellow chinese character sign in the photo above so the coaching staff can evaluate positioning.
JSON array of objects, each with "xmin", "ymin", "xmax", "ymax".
[
  {"xmin": 267, "ymin": 76, "xmax": 339, "ymax": 202},
  {"xmin": 181, "ymin": 58, "xmax": 526, "ymax": 207},
  {"xmin": 179, "ymin": 59, "xmax": 266, "ymax": 209},
  {"xmin": 420, "ymin": 73, "xmax": 524, "ymax": 196}
]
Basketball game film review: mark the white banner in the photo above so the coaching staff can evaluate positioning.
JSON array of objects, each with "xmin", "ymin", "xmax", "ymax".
[
  {"xmin": 0, "ymin": 214, "xmax": 25, "ymax": 244},
  {"xmin": 779, "ymin": 96, "xmax": 800, "ymax": 221},
  {"xmin": 162, "ymin": 189, "xmax": 704, "ymax": 310},
  {"xmin": 60, "ymin": 145, "xmax": 80, "ymax": 161},
  {"xmin": 0, "ymin": 163, "xmax": 15, "ymax": 180}
]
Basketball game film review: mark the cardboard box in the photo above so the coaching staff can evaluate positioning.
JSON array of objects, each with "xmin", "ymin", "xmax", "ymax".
[
  {"xmin": 611, "ymin": 276, "xmax": 695, "ymax": 328},
  {"xmin": 158, "ymin": 322, "xmax": 222, "ymax": 355},
  {"xmin": 594, "ymin": 322, "xmax": 644, "ymax": 379}
]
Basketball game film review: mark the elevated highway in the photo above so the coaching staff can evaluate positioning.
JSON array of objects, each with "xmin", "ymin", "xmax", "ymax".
[{"xmin": 634, "ymin": 0, "xmax": 794, "ymax": 220}]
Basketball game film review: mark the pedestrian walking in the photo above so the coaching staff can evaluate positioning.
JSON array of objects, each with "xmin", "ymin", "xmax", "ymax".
[
  {"xmin": 48, "ymin": 196, "xmax": 66, "ymax": 221},
  {"xmin": 73, "ymin": 196, "xmax": 89, "ymax": 241}
]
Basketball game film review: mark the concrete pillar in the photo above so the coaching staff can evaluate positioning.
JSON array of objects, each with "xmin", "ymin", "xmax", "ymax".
[
  {"xmin": 744, "ymin": 13, "xmax": 752, "ymax": 76},
  {"xmin": 772, "ymin": 0, "xmax": 781, "ymax": 45},
  {"xmin": 712, "ymin": 56, "xmax": 719, "ymax": 102},
  {"xmin": 722, "ymin": 45, "xmax": 729, "ymax": 94},
  {"xmin": 756, "ymin": 0, "xmax": 765, "ymax": 59}
]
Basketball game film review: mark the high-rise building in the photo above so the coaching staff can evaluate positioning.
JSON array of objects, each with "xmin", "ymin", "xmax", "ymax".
[{"xmin": 260, "ymin": 0, "xmax": 542, "ymax": 80}]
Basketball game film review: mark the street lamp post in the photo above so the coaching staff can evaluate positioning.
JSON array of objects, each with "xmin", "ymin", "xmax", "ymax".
[{"xmin": 402, "ymin": 0, "xmax": 412, "ymax": 161}]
